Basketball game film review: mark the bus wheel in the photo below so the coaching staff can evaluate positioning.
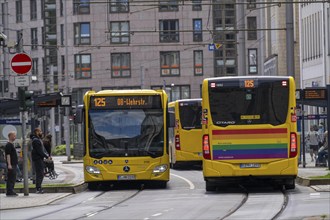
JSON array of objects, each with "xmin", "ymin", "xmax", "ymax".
[
  {"xmin": 154, "ymin": 181, "xmax": 167, "ymax": 189},
  {"xmin": 205, "ymin": 181, "xmax": 217, "ymax": 192},
  {"xmin": 284, "ymin": 179, "xmax": 295, "ymax": 190},
  {"xmin": 88, "ymin": 182, "xmax": 99, "ymax": 191}
]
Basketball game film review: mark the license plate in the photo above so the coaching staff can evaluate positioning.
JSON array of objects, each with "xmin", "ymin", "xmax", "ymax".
[
  {"xmin": 118, "ymin": 175, "xmax": 136, "ymax": 180},
  {"xmin": 240, "ymin": 163, "xmax": 261, "ymax": 168}
]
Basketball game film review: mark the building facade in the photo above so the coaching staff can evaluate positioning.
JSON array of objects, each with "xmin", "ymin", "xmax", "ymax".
[
  {"xmin": 1, "ymin": 0, "xmax": 217, "ymax": 105},
  {"xmin": 299, "ymin": 2, "xmax": 330, "ymax": 88}
]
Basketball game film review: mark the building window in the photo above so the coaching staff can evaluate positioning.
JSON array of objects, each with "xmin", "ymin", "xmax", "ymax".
[
  {"xmin": 159, "ymin": 0, "xmax": 178, "ymax": 12},
  {"xmin": 60, "ymin": 0, "xmax": 63, "ymax": 16},
  {"xmin": 16, "ymin": 30, "xmax": 22, "ymax": 45},
  {"xmin": 192, "ymin": 0, "xmax": 201, "ymax": 11},
  {"xmin": 151, "ymin": 85, "xmax": 190, "ymax": 102},
  {"xmin": 248, "ymin": 48, "xmax": 257, "ymax": 74},
  {"xmin": 41, "ymin": 0, "xmax": 44, "ymax": 19},
  {"xmin": 74, "ymin": 23, "xmax": 91, "ymax": 45},
  {"xmin": 193, "ymin": 19, "xmax": 202, "ymax": 42},
  {"xmin": 16, "ymin": 0, "xmax": 22, "ymax": 23},
  {"xmin": 110, "ymin": 21, "xmax": 130, "ymax": 43},
  {"xmin": 194, "ymin": 50, "xmax": 203, "ymax": 75},
  {"xmin": 31, "ymin": 28, "xmax": 38, "ymax": 50},
  {"xmin": 160, "ymin": 20, "xmax": 179, "ymax": 42},
  {"xmin": 30, "ymin": 0, "xmax": 37, "ymax": 20},
  {"xmin": 109, "ymin": 0, "xmax": 129, "ymax": 13},
  {"xmin": 61, "ymin": 55, "xmax": 65, "ymax": 81},
  {"xmin": 73, "ymin": 0, "xmax": 90, "ymax": 14},
  {"xmin": 247, "ymin": 16, "xmax": 257, "ymax": 40},
  {"xmin": 31, "ymin": 58, "xmax": 38, "ymax": 82},
  {"xmin": 160, "ymin": 51, "xmax": 180, "ymax": 76},
  {"xmin": 247, "ymin": 0, "xmax": 256, "ymax": 9},
  {"xmin": 111, "ymin": 53, "xmax": 131, "ymax": 78},
  {"xmin": 60, "ymin": 24, "xmax": 64, "ymax": 45},
  {"xmin": 75, "ymin": 54, "xmax": 91, "ymax": 79}
]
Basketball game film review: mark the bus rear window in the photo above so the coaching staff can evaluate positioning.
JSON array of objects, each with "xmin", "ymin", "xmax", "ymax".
[
  {"xmin": 209, "ymin": 80, "xmax": 289, "ymax": 126},
  {"xmin": 179, "ymin": 104, "xmax": 202, "ymax": 130}
]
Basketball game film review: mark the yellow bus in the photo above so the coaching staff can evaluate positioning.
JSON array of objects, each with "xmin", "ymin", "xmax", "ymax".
[
  {"xmin": 75, "ymin": 89, "xmax": 170, "ymax": 190},
  {"xmin": 168, "ymin": 99, "xmax": 203, "ymax": 168},
  {"xmin": 201, "ymin": 76, "xmax": 298, "ymax": 191}
]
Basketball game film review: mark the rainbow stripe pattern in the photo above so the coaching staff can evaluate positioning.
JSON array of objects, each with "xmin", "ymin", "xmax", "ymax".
[{"xmin": 212, "ymin": 128, "xmax": 288, "ymax": 160}]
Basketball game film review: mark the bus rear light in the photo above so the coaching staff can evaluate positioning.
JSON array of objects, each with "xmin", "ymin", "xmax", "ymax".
[
  {"xmin": 203, "ymin": 135, "xmax": 211, "ymax": 160},
  {"xmin": 289, "ymin": 132, "xmax": 298, "ymax": 158},
  {"xmin": 175, "ymin": 135, "xmax": 181, "ymax": 150}
]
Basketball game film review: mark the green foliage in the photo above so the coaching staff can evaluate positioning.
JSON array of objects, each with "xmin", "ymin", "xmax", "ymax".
[
  {"xmin": 310, "ymin": 172, "xmax": 330, "ymax": 179},
  {"xmin": 53, "ymin": 144, "xmax": 73, "ymax": 156}
]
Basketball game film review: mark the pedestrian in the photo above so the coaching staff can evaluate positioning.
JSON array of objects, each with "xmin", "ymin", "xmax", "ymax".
[
  {"xmin": 31, "ymin": 128, "xmax": 50, "ymax": 194},
  {"xmin": 43, "ymin": 134, "xmax": 52, "ymax": 156},
  {"xmin": 306, "ymin": 125, "xmax": 320, "ymax": 162},
  {"xmin": 0, "ymin": 145, "xmax": 7, "ymax": 183},
  {"xmin": 27, "ymin": 132, "xmax": 35, "ymax": 182},
  {"xmin": 4, "ymin": 131, "xmax": 18, "ymax": 196},
  {"xmin": 316, "ymin": 130, "xmax": 328, "ymax": 166}
]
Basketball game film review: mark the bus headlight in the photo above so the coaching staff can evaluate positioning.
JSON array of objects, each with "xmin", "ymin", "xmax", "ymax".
[
  {"xmin": 86, "ymin": 166, "xmax": 101, "ymax": 174},
  {"xmin": 152, "ymin": 164, "xmax": 168, "ymax": 174}
]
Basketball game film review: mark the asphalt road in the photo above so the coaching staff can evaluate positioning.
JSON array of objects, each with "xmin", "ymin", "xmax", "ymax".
[{"xmin": 1, "ymin": 167, "xmax": 329, "ymax": 220}]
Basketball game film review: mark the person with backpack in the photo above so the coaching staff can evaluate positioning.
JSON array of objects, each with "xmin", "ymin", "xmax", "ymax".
[{"xmin": 31, "ymin": 128, "xmax": 50, "ymax": 194}]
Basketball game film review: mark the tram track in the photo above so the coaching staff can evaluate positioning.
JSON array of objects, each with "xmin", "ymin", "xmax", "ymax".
[
  {"xmin": 220, "ymin": 185, "xmax": 288, "ymax": 220},
  {"xmin": 27, "ymin": 185, "xmax": 144, "ymax": 220}
]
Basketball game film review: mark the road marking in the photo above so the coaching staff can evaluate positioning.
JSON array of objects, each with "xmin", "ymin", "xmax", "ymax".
[
  {"xmin": 170, "ymin": 173, "xmax": 195, "ymax": 189},
  {"xmin": 152, "ymin": 213, "xmax": 162, "ymax": 217}
]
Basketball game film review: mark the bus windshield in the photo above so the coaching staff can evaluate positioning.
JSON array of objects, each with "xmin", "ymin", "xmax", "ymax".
[
  {"xmin": 179, "ymin": 104, "xmax": 202, "ymax": 130},
  {"xmin": 209, "ymin": 80, "xmax": 289, "ymax": 126},
  {"xmin": 88, "ymin": 109, "xmax": 164, "ymax": 158}
]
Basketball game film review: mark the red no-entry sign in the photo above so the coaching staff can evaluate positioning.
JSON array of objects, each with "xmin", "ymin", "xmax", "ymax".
[{"xmin": 10, "ymin": 53, "xmax": 32, "ymax": 75}]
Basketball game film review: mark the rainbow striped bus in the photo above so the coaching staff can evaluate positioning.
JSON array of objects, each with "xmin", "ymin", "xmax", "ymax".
[{"xmin": 201, "ymin": 76, "xmax": 299, "ymax": 191}]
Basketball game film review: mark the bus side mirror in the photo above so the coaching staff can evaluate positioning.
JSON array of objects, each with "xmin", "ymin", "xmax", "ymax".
[
  {"xmin": 74, "ymin": 105, "xmax": 84, "ymax": 124},
  {"xmin": 169, "ymin": 112, "xmax": 175, "ymax": 128}
]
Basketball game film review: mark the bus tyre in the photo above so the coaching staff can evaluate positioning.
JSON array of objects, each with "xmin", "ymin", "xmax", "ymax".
[
  {"xmin": 155, "ymin": 181, "xmax": 167, "ymax": 189},
  {"xmin": 88, "ymin": 182, "xmax": 99, "ymax": 191},
  {"xmin": 284, "ymin": 179, "xmax": 295, "ymax": 190},
  {"xmin": 205, "ymin": 181, "xmax": 217, "ymax": 192}
]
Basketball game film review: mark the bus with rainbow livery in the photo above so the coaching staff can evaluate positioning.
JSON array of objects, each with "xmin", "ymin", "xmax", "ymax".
[{"xmin": 201, "ymin": 76, "xmax": 299, "ymax": 191}]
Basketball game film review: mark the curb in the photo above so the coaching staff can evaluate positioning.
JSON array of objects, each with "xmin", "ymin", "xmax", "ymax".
[
  {"xmin": 296, "ymin": 176, "xmax": 330, "ymax": 186},
  {"xmin": 0, "ymin": 182, "xmax": 87, "ymax": 194}
]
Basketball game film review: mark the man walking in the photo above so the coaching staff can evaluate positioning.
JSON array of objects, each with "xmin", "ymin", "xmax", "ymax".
[
  {"xmin": 31, "ymin": 128, "xmax": 50, "ymax": 193},
  {"xmin": 5, "ymin": 131, "xmax": 18, "ymax": 196}
]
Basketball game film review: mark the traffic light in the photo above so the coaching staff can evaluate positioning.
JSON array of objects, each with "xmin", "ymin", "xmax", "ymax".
[{"xmin": 18, "ymin": 88, "xmax": 34, "ymax": 111}]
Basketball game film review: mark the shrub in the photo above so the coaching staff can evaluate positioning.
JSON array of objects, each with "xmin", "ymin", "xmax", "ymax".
[{"xmin": 53, "ymin": 144, "xmax": 73, "ymax": 156}]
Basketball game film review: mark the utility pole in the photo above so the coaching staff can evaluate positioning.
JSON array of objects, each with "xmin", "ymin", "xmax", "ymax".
[
  {"xmin": 140, "ymin": 66, "xmax": 145, "ymax": 89},
  {"xmin": 64, "ymin": 0, "xmax": 71, "ymax": 161},
  {"xmin": 50, "ymin": 65, "xmax": 55, "ymax": 150},
  {"xmin": 2, "ymin": 0, "xmax": 9, "ymax": 97},
  {"xmin": 15, "ymin": 32, "xmax": 30, "ymax": 196},
  {"xmin": 286, "ymin": 3, "xmax": 295, "ymax": 78}
]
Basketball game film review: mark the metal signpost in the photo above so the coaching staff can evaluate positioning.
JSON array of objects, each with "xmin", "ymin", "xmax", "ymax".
[{"xmin": 11, "ymin": 53, "xmax": 32, "ymax": 196}]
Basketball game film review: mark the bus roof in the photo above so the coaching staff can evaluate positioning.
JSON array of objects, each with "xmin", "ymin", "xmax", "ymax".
[
  {"xmin": 203, "ymin": 76, "xmax": 292, "ymax": 82},
  {"xmin": 169, "ymin": 98, "xmax": 202, "ymax": 105},
  {"xmin": 87, "ymin": 89, "xmax": 165, "ymax": 96}
]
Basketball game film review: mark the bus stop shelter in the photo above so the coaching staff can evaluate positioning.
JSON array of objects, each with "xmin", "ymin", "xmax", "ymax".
[{"xmin": 296, "ymin": 86, "xmax": 330, "ymax": 169}]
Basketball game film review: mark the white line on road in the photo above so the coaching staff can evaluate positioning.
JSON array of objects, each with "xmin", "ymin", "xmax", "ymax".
[{"xmin": 170, "ymin": 173, "xmax": 195, "ymax": 190}]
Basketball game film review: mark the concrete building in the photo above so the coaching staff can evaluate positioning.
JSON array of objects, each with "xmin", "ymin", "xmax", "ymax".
[
  {"xmin": 299, "ymin": 2, "xmax": 330, "ymax": 88},
  {"xmin": 237, "ymin": 1, "xmax": 301, "ymax": 88},
  {"xmin": 1, "ymin": 0, "xmax": 217, "ymax": 104}
]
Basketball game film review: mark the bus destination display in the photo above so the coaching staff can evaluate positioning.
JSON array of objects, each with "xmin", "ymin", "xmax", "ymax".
[{"xmin": 90, "ymin": 95, "xmax": 162, "ymax": 109}]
